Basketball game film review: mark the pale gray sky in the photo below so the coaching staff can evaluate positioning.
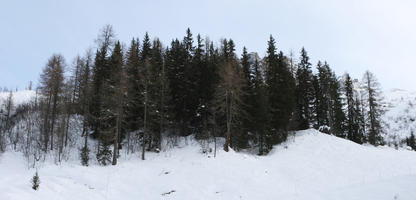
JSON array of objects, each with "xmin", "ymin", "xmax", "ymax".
[{"xmin": 1, "ymin": 0, "xmax": 415, "ymax": 91}]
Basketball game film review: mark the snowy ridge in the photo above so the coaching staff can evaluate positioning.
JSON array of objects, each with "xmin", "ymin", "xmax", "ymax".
[
  {"xmin": 1, "ymin": 129, "xmax": 416, "ymax": 200},
  {"xmin": 0, "ymin": 90, "xmax": 36, "ymax": 106},
  {"xmin": 382, "ymin": 89, "xmax": 416, "ymax": 145}
]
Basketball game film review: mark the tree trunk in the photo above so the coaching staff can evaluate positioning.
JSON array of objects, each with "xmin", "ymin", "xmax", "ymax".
[{"xmin": 142, "ymin": 83, "xmax": 148, "ymax": 160}]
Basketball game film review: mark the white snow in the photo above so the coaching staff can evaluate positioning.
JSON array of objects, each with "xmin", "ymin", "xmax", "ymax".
[
  {"xmin": 382, "ymin": 89, "xmax": 416, "ymax": 144},
  {"xmin": 0, "ymin": 90, "xmax": 36, "ymax": 107},
  {"xmin": 1, "ymin": 129, "xmax": 415, "ymax": 200}
]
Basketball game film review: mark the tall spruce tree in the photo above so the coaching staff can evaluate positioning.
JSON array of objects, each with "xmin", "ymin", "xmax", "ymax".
[
  {"xmin": 214, "ymin": 39, "xmax": 245, "ymax": 152},
  {"xmin": 125, "ymin": 38, "xmax": 142, "ymax": 152},
  {"xmin": 166, "ymin": 39, "xmax": 188, "ymax": 136},
  {"xmin": 90, "ymin": 25, "xmax": 114, "ymax": 139},
  {"xmin": 237, "ymin": 47, "xmax": 253, "ymax": 149},
  {"xmin": 295, "ymin": 48, "xmax": 314, "ymax": 130},
  {"xmin": 327, "ymin": 67, "xmax": 346, "ymax": 138},
  {"xmin": 251, "ymin": 58, "xmax": 271, "ymax": 155},
  {"xmin": 265, "ymin": 35, "xmax": 296, "ymax": 144}
]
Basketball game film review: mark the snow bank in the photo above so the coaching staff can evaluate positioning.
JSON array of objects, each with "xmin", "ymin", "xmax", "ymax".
[{"xmin": 1, "ymin": 129, "xmax": 415, "ymax": 200}]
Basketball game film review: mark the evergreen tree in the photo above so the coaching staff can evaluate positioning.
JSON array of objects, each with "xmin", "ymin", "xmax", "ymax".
[
  {"xmin": 344, "ymin": 73, "xmax": 363, "ymax": 143},
  {"xmin": 407, "ymin": 132, "xmax": 416, "ymax": 150},
  {"xmin": 265, "ymin": 36, "xmax": 296, "ymax": 144},
  {"xmin": 192, "ymin": 34, "xmax": 206, "ymax": 137},
  {"xmin": 96, "ymin": 41, "xmax": 124, "ymax": 165},
  {"xmin": 237, "ymin": 47, "xmax": 252, "ymax": 149},
  {"xmin": 140, "ymin": 33, "xmax": 153, "ymax": 160},
  {"xmin": 166, "ymin": 39, "xmax": 188, "ymax": 135},
  {"xmin": 214, "ymin": 39, "xmax": 245, "ymax": 152},
  {"xmin": 125, "ymin": 38, "xmax": 142, "ymax": 147},
  {"xmin": 147, "ymin": 38, "xmax": 169, "ymax": 151},
  {"xmin": 79, "ymin": 50, "xmax": 92, "ymax": 166},
  {"xmin": 90, "ymin": 25, "xmax": 114, "ymax": 139},
  {"xmin": 251, "ymin": 58, "xmax": 271, "ymax": 155},
  {"xmin": 295, "ymin": 48, "xmax": 314, "ymax": 129},
  {"xmin": 344, "ymin": 73, "xmax": 354, "ymax": 139},
  {"xmin": 31, "ymin": 172, "xmax": 40, "ymax": 190},
  {"xmin": 328, "ymin": 69, "xmax": 346, "ymax": 138},
  {"xmin": 313, "ymin": 61, "xmax": 327, "ymax": 130},
  {"xmin": 313, "ymin": 61, "xmax": 346, "ymax": 137}
]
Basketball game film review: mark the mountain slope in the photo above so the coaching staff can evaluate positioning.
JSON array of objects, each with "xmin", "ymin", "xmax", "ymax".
[
  {"xmin": 383, "ymin": 89, "xmax": 416, "ymax": 145},
  {"xmin": 1, "ymin": 129, "xmax": 415, "ymax": 200}
]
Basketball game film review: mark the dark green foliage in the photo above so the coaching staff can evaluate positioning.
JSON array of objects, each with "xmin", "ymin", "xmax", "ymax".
[
  {"xmin": 407, "ymin": 132, "xmax": 416, "ymax": 150},
  {"xmin": 31, "ymin": 172, "xmax": 40, "ymax": 190},
  {"xmin": 125, "ymin": 38, "xmax": 143, "ymax": 133},
  {"xmin": 236, "ymin": 47, "xmax": 252, "ymax": 149},
  {"xmin": 166, "ymin": 39, "xmax": 190, "ymax": 135},
  {"xmin": 90, "ymin": 26, "xmax": 114, "ymax": 139},
  {"xmin": 265, "ymin": 36, "xmax": 296, "ymax": 145},
  {"xmin": 252, "ymin": 59, "xmax": 272, "ymax": 155},
  {"xmin": 26, "ymin": 26, "xmax": 386, "ymax": 161},
  {"xmin": 80, "ymin": 146, "xmax": 90, "ymax": 166},
  {"xmin": 328, "ymin": 67, "xmax": 346, "ymax": 138},
  {"xmin": 312, "ymin": 61, "xmax": 346, "ymax": 137},
  {"xmin": 344, "ymin": 73, "xmax": 364, "ymax": 143},
  {"xmin": 296, "ymin": 48, "xmax": 315, "ymax": 130},
  {"xmin": 96, "ymin": 143, "xmax": 112, "ymax": 165}
]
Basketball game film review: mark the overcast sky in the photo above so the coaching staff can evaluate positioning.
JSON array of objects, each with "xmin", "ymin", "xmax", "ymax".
[{"xmin": 1, "ymin": 0, "xmax": 415, "ymax": 91}]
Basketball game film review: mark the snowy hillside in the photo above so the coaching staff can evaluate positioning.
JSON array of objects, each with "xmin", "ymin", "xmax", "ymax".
[
  {"xmin": 383, "ymin": 89, "xmax": 416, "ymax": 145},
  {"xmin": 1, "ymin": 129, "xmax": 416, "ymax": 200},
  {"xmin": 0, "ymin": 90, "xmax": 36, "ymax": 107}
]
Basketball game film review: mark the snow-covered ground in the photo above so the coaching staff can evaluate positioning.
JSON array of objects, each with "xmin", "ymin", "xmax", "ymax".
[{"xmin": 1, "ymin": 129, "xmax": 416, "ymax": 200}]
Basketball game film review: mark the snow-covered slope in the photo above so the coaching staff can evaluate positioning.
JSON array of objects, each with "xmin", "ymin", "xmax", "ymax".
[
  {"xmin": 383, "ymin": 89, "xmax": 416, "ymax": 144},
  {"xmin": 1, "ymin": 129, "xmax": 415, "ymax": 200},
  {"xmin": 0, "ymin": 90, "xmax": 36, "ymax": 106}
]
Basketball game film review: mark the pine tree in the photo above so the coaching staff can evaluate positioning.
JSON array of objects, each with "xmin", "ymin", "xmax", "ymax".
[
  {"xmin": 313, "ymin": 62, "xmax": 326, "ymax": 130},
  {"xmin": 362, "ymin": 71, "xmax": 384, "ymax": 145},
  {"xmin": 265, "ymin": 36, "xmax": 296, "ymax": 144},
  {"xmin": 139, "ymin": 34, "xmax": 153, "ymax": 160},
  {"xmin": 146, "ymin": 38, "xmax": 168, "ymax": 152},
  {"xmin": 125, "ymin": 38, "xmax": 142, "ymax": 148},
  {"xmin": 313, "ymin": 61, "xmax": 346, "ymax": 137},
  {"xmin": 90, "ymin": 25, "xmax": 114, "ymax": 140},
  {"xmin": 236, "ymin": 47, "xmax": 252, "ymax": 149},
  {"xmin": 109, "ymin": 41, "xmax": 125, "ymax": 165},
  {"xmin": 191, "ymin": 34, "xmax": 206, "ymax": 138},
  {"xmin": 344, "ymin": 73, "xmax": 362, "ymax": 143},
  {"xmin": 166, "ymin": 38, "xmax": 189, "ymax": 135},
  {"xmin": 31, "ymin": 172, "xmax": 40, "ymax": 190},
  {"xmin": 79, "ymin": 51, "xmax": 92, "ymax": 166},
  {"xmin": 327, "ymin": 65, "xmax": 346, "ymax": 138},
  {"xmin": 295, "ymin": 48, "xmax": 314, "ymax": 130},
  {"xmin": 407, "ymin": 132, "xmax": 416, "ymax": 150},
  {"xmin": 96, "ymin": 41, "xmax": 123, "ymax": 166},
  {"xmin": 214, "ymin": 39, "xmax": 245, "ymax": 152},
  {"xmin": 251, "ymin": 58, "xmax": 271, "ymax": 155}
]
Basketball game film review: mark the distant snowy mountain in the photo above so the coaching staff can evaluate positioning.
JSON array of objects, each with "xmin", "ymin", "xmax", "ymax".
[{"xmin": 382, "ymin": 89, "xmax": 416, "ymax": 145}]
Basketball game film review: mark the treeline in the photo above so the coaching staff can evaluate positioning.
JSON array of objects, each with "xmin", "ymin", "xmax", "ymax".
[{"xmin": 0, "ymin": 25, "xmax": 390, "ymax": 166}]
